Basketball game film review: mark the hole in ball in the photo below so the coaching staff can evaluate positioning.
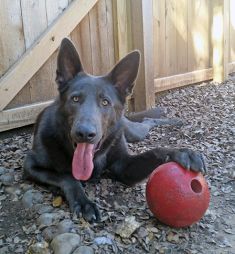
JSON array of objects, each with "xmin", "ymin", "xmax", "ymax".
[{"xmin": 191, "ymin": 179, "xmax": 202, "ymax": 193}]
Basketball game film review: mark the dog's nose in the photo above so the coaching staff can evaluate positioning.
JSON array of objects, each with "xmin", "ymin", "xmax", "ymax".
[{"xmin": 76, "ymin": 125, "xmax": 96, "ymax": 142}]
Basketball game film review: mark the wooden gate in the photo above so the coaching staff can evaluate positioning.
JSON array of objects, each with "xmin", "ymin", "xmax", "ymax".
[
  {"xmin": 0, "ymin": 0, "xmax": 155, "ymax": 132},
  {"xmin": 0, "ymin": 0, "xmax": 234, "ymax": 132}
]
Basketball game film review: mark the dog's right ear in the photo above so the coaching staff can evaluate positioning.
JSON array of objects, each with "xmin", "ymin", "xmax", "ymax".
[{"xmin": 56, "ymin": 38, "xmax": 83, "ymax": 91}]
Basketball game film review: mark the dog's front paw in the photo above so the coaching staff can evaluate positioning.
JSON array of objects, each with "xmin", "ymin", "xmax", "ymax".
[
  {"xmin": 169, "ymin": 148, "xmax": 206, "ymax": 174},
  {"xmin": 72, "ymin": 200, "xmax": 101, "ymax": 223}
]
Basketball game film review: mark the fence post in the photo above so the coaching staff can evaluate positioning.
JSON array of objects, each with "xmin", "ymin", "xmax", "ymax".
[
  {"xmin": 212, "ymin": 0, "xmax": 229, "ymax": 82},
  {"xmin": 128, "ymin": 0, "xmax": 155, "ymax": 111}
]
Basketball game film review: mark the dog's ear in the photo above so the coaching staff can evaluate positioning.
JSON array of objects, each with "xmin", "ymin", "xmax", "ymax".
[
  {"xmin": 107, "ymin": 50, "xmax": 140, "ymax": 98},
  {"xmin": 56, "ymin": 38, "xmax": 83, "ymax": 90}
]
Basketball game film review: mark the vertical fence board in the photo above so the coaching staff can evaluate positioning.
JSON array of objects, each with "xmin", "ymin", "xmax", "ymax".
[
  {"xmin": 0, "ymin": 0, "xmax": 25, "ymax": 77},
  {"xmin": 212, "ymin": 0, "xmax": 229, "ymax": 81},
  {"xmin": 176, "ymin": 0, "xmax": 188, "ymax": 73},
  {"xmin": 153, "ymin": 0, "xmax": 166, "ymax": 78},
  {"xmin": 130, "ymin": 0, "xmax": 155, "ymax": 111},
  {"xmin": 165, "ymin": 0, "xmax": 177, "ymax": 76},
  {"xmin": 230, "ymin": 0, "xmax": 235, "ymax": 62},
  {"xmin": 71, "ymin": 16, "xmax": 93, "ymax": 74},
  {"xmin": 188, "ymin": 0, "xmax": 210, "ymax": 72},
  {"xmin": 106, "ymin": 0, "xmax": 115, "ymax": 68},
  {"xmin": 1, "ymin": 1, "xmax": 31, "ymax": 108}
]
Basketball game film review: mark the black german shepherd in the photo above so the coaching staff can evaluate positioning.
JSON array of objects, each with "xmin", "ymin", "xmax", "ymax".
[{"xmin": 24, "ymin": 38, "xmax": 206, "ymax": 222}]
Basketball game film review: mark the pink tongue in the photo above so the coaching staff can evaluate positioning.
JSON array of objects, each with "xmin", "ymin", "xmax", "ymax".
[{"xmin": 72, "ymin": 143, "xmax": 94, "ymax": 181}]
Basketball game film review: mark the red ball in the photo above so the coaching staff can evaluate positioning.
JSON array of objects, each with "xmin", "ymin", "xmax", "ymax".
[{"xmin": 146, "ymin": 162, "xmax": 210, "ymax": 228}]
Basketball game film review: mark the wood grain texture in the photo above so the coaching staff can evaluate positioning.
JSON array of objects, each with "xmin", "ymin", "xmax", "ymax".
[
  {"xmin": 230, "ymin": 0, "xmax": 235, "ymax": 62},
  {"xmin": 155, "ymin": 68, "xmax": 213, "ymax": 92},
  {"xmin": 0, "ymin": 100, "xmax": 53, "ymax": 132},
  {"xmin": 130, "ymin": 0, "xmax": 155, "ymax": 111},
  {"xmin": 0, "ymin": 0, "xmax": 98, "ymax": 111},
  {"xmin": 153, "ymin": 0, "xmax": 166, "ymax": 78},
  {"xmin": 0, "ymin": 0, "xmax": 25, "ymax": 77}
]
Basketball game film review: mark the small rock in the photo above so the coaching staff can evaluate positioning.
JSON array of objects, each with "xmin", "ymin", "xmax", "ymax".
[
  {"xmin": 37, "ymin": 212, "xmax": 62, "ymax": 227},
  {"xmin": 57, "ymin": 219, "xmax": 74, "ymax": 234},
  {"xmin": 51, "ymin": 233, "xmax": 81, "ymax": 254},
  {"xmin": 116, "ymin": 216, "xmax": 141, "ymax": 238},
  {"xmin": 0, "ymin": 246, "xmax": 9, "ymax": 254},
  {"xmin": 94, "ymin": 236, "xmax": 113, "ymax": 245},
  {"xmin": 166, "ymin": 232, "xmax": 180, "ymax": 243},
  {"xmin": 42, "ymin": 226, "xmax": 58, "ymax": 241},
  {"xmin": 34, "ymin": 204, "xmax": 54, "ymax": 215},
  {"xmin": 73, "ymin": 246, "xmax": 94, "ymax": 254},
  {"xmin": 28, "ymin": 241, "xmax": 50, "ymax": 254},
  {"xmin": 22, "ymin": 189, "xmax": 43, "ymax": 208},
  {"xmin": 0, "ymin": 167, "xmax": 6, "ymax": 175},
  {"xmin": 52, "ymin": 196, "xmax": 63, "ymax": 207},
  {"xmin": 0, "ymin": 173, "xmax": 14, "ymax": 186}
]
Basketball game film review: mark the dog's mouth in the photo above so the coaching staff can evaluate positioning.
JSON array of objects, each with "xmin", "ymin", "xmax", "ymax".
[{"xmin": 72, "ymin": 140, "xmax": 102, "ymax": 181}]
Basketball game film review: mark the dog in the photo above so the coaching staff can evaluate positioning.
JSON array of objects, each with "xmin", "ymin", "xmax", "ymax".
[{"xmin": 24, "ymin": 38, "xmax": 206, "ymax": 222}]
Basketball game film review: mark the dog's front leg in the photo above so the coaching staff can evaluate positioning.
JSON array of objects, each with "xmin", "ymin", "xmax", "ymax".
[
  {"xmin": 24, "ymin": 154, "xmax": 100, "ymax": 222},
  {"xmin": 60, "ymin": 176, "xmax": 100, "ymax": 222},
  {"xmin": 111, "ymin": 147, "xmax": 206, "ymax": 186}
]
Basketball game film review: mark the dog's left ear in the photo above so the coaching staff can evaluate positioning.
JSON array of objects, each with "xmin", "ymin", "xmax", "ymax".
[
  {"xmin": 56, "ymin": 38, "xmax": 83, "ymax": 91},
  {"xmin": 107, "ymin": 51, "xmax": 140, "ymax": 98}
]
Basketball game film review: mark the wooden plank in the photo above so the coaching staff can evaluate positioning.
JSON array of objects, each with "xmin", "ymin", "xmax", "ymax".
[
  {"xmin": 105, "ymin": 0, "xmax": 116, "ymax": 68},
  {"xmin": 153, "ymin": 0, "xmax": 166, "ymax": 78},
  {"xmin": 71, "ymin": 16, "xmax": 93, "ymax": 73},
  {"xmin": 188, "ymin": 0, "xmax": 210, "ymax": 72},
  {"xmin": 0, "ymin": 100, "xmax": 53, "ymax": 132},
  {"xmin": 115, "ymin": 0, "xmax": 130, "ymax": 59},
  {"xmin": 154, "ymin": 68, "xmax": 213, "ymax": 92},
  {"xmin": 0, "ymin": 0, "xmax": 99, "ymax": 111},
  {"xmin": 228, "ymin": 61, "xmax": 235, "ymax": 73},
  {"xmin": 18, "ymin": 0, "xmax": 49, "ymax": 107},
  {"xmin": 46, "ymin": 0, "xmax": 69, "ymax": 25},
  {"xmin": 89, "ymin": 4, "xmax": 101, "ymax": 75},
  {"xmin": 212, "ymin": 0, "xmax": 230, "ymax": 82},
  {"xmin": 229, "ymin": 0, "xmax": 235, "ymax": 62},
  {"xmin": 0, "ymin": 0, "xmax": 25, "ymax": 77},
  {"xmin": 165, "ymin": 0, "xmax": 177, "ymax": 76},
  {"xmin": 175, "ymin": 0, "xmax": 188, "ymax": 73},
  {"xmin": 130, "ymin": 0, "xmax": 155, "ymax": 111},
  {"xmin": 0, "ymin": 0, "xmax": 31, "ymax": 109},
  {"xmin": 89, "ymin": 0, "xmax": 110, "ymax": 75}
]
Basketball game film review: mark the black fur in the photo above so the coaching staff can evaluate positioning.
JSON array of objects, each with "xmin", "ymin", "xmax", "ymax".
[{"xmin": 24, "ymin": 38, "xmax": 206, "ymax": 222}]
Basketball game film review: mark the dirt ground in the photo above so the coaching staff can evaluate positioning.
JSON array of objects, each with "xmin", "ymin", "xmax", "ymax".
[{"xmin": 0, "ymin": 80, "xmax": 234, "ymax": 254}]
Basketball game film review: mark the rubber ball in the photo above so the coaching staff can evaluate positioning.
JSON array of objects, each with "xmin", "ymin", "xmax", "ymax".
[{"xmin": 146, "ymin": 162, "xmax": 210, "ymax": 227}]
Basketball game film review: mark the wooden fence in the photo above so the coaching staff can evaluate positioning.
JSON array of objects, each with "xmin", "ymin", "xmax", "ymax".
[{"xmin": 0, "ymin": 0, "xmax": 234, "ymax": 132}]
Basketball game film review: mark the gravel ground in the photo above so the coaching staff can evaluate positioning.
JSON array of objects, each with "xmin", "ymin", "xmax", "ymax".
[{"xmin": 0, "ymin": 80, "xmax": 234, "ymax": 254}]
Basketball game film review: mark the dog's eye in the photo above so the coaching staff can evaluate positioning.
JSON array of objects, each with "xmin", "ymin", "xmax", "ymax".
[
  {"xmin": 72, "ymin": 96, "xmax": 79, "ymax": 102},
  {"xmin": 101, "ymin": 99, "xmax": 110, "ymax": 106}
]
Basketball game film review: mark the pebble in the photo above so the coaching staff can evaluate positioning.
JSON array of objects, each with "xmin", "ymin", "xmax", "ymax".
[
  {"xmin": 28, "ymin": 241, "xmax": 50, "ymax": 254},
  {"xmin": 93, "ymin": 236, "xmax": 113, "ymax": 245},
  {"xmin": 37, "ymin": 212, "xmax": 63, "ymax": 227},
  {"xmin": 42, "ymin": 226, "xmax": 58, "ymax": 241},
  {"xmin": 116, "ymin": 216, "xmax": 141, "ymax": 238},
  {"xmin": 22, "ymin": 189, "xmax": 43, "ymax": 208},
  {"xmin": 57, "ymin": 219, "xmax": 74, "ymax": 234},
  {"xmin": 51, "ymin": 233, "xmax": 81, "ymax": 254},
  {"xmin": 73, "ymin": 246, "xmax": 94, "ymax": 254},
  {"xmin": 0, "ymin": 246, "xmax": 9, "ymax": 254},
  {"xmin": 0, "ymin": 173, "xmax": 14, "ymax": 186},
  {"xmin": 34, "ymin": 204, "xmax": 54, "ymax": 215},
  {"xmin": 0, "ymin": 167, "xmax": 6, "ymax": 175}
]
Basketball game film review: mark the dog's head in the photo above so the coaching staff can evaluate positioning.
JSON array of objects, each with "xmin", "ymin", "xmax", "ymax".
[{"xmin": 56, "ymin": 38, "xmax": 140, "ymax": 180}]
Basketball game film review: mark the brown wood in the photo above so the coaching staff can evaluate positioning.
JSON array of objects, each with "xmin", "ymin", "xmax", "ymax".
[
  {"xmin": 154, "ymin": 68, "xmax": 213, "ymax": 92},
  {"xmin": 0, "ymin": 101, "xmax": 53, "ymax": 132},
  {"xmin": 212, "ymin": 0, "xmax": 229, "ymax": 82},
  {"xmin": 130, "ymin": 0, "xmax": 155, "ymax": 111},
  {"xmin": 0, "ymin": 0, "xmax": 99, "ymax": 111}
]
